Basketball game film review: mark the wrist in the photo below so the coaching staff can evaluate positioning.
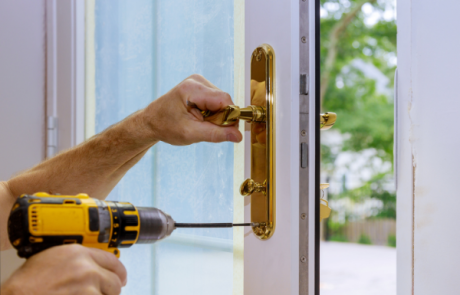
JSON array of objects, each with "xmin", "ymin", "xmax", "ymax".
[{"xmin": 139, "ymin": 101, "xmax": 160, "ymax": 143}]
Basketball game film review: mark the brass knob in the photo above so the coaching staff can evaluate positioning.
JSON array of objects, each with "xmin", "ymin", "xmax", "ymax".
[
  {"xmin": 240, "ymin": 179, "xmax": 266, "ymax": 196},
  {"xmin": 320, "ymin": 112, "xmax": 337, "ymax": 130},
  {"xmin": 203, "ymin": 105, "xmax": 266, "ymax": 126}
]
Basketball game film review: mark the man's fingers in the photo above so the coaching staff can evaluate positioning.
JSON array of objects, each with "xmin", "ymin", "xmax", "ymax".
[
  {"xmin": 87, "ymin": 248, "xmax": 127, "ymax": 286},
  {"xmin": 188, "ymin": 88, "xmax": 234, "ymax": 113},
  {"xmin": 187, "ymin": 121, "xmax": 242, "ymax": 143},
  {"xmin": 179, "ymin": 79, "xmax": 234, "ymax": 112},
  {"xmin": 98, "ymin": 268, "xmax": 123, "ymax": 295}
]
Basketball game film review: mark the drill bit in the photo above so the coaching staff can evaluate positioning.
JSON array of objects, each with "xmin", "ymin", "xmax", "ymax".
[{"xmin": 175, "ymin": 222, "xmax": 260, "ymax": 228}]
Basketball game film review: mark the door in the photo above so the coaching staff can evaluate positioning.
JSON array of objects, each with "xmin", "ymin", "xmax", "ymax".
[{"xmin": 85, "ymin": 1, "xmax": 320, "ymax": 294}]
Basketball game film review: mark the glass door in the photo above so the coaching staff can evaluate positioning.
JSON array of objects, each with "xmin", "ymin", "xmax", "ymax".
[
  {"xmin": 86, "ymin": 1, "xmax": 317, "ymax": 294},
  {"xmin": 85, "ymin": 1, "xmax": 241, "ymax": 294}
]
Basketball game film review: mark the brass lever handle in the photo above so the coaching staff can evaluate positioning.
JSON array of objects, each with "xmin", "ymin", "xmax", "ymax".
[
  {"xmin": 240, "ymin": 179, "xmax": 266, "ymax": 196},
  {"xmin": 204, "ymin": 105, "xmax": 266, "ymax": 126},
  {"xmin": 320, "ymin": 112, "xmax": 337, "ymax": 130},
  {"xmin": 187, "ymin": 101, "xmax": 266, "ymax": 126}
]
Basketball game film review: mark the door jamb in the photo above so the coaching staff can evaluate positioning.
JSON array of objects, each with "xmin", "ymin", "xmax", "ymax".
[{"xmin": 46, "ymin": 0, "xmax": 85, "ymax": 156}]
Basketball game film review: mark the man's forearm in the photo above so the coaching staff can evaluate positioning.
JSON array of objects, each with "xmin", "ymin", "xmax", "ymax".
[
  {"xmin": 1, "ymin": 109, "xmax": 155, "ymax": 251},
  {"xmin": 1, "ymin": 75, "xmax": 242, "ymax": 251},
  {"xmin": 7, "ymin": 109, "xmax": 157, "ymax": 200}
]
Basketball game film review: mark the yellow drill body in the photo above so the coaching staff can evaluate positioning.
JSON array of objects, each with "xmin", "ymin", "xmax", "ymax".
[{"xmin": 8, "ymin": 193, "xmax": 174, "ymax": 258}]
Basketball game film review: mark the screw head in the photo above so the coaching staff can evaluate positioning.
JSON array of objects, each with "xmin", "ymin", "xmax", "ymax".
[
  {"xmin": 301, "ymin": 130, "xmax": 306, "ymax": 136},
  {"xmin": 301, "ymin": 36, "xmax": 307, "ymax": 43},
  {"xmin": 301, "ymin": 213, "xmax": 306, "ymax": 220},
  {"xmin": 300, "ymin": 256, "xmax": 307, "ymax": 263}
]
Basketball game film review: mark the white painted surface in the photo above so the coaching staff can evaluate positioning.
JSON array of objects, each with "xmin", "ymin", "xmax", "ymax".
[
  {"xmin": 0, "ymin": 0, "xmax": 46, "ymax": 282},
  {"xmin": 244, "ymin": 1, "xmax": 300, "ymax": 294},
  {"xmin": 397, "ymin": 1, "xmax": 460, "ymax": 294},
  {"xmin": 320, "ymin": 242, "xmax": 396, "ymax": 295},
  {"xmin": 48, "ymin": 0, "xmax": 85, "ymax": 153}
]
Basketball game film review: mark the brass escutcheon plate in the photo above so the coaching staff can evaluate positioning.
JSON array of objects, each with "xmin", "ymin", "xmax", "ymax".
[{"xmin": 250, "ymin": 44, "xmax": 275, "ymax": 240}]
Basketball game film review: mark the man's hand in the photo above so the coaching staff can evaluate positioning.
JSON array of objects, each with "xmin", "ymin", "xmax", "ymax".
[
  {"xmin": 1, "ymin": 245, "xmax": 127, "ymax": 295},
  {"xmin": 143, "ymin": 74, "xmax": 243, "ymax": 145}
]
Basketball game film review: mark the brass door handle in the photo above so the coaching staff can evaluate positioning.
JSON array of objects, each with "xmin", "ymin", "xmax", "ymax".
[
  {"xmin": 320, "ymin": 112, "xmax": 337, "ymax": 130},
  {"xmin": 320, "ymin": 183, "xmax": 331, "ymax": 221},
  {"xmin": 203, "ymin": 105, "xmax": 266, "ymax": 126},
  {"xmin": 189, "ymin": 45, "xmax": 276, "ymax": 240},
  {"xmin": 319, "ymin": 112, "xmax": 336, "ymax": 222},
  {"xmin": 240, "ymin": 179, "xmax": 266, "ymax": 196}
]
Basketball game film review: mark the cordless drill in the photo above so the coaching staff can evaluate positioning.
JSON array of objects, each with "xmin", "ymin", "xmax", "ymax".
[{"xmin": 8, "ymin": 193, "xmax": 255, "ymax": 258}]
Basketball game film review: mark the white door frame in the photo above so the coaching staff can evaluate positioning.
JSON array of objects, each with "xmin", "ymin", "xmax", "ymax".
[
  {"xmin": 46, "ymin": 0, "xmax": 85, "ymax": 157},
  {"xmin": 244, "ymin": 1, "xmax": 319, "ymax": 294}
]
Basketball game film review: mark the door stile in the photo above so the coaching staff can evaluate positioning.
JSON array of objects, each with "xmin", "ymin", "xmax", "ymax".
[
  {"xmin": 313, "ymin": 1, "xmax": 321, "ymax": 294},
  {"xmin": 299, "ymin": 0, "xmax": 310, "ymax": 293},
  {"xmin": 244, "ymin": 1, "xmax": 301, "ymax": 294},
  {"xmin": 300, "ymin": 0, "xmax": 320, "ymax": 294}
]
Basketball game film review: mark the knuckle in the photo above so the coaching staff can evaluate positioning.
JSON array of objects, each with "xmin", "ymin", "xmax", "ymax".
[
  {"xmin": 74, "ymin": 261, "xmax": 98, "ymax": 282},
  {"xmin": 225, "ymin": 92, "xmax": 232, "ymax": 102},
  {"xmin": 189, "ymin": 73, "xmax": 203, "ymax": 80},
  {"xmin": 177, "ymin": 79, "xmax": 198, "ymax": 97},
  {"xmin": 62, "ymin": 244, "xmax": 87, "ymax": 256},
  {"xmin": 177, "ymin": 80, "xmax": 191, "ymax": 95}
]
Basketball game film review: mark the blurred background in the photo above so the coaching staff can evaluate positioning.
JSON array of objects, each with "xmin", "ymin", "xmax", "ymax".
[{"xmin": 319, "ymin": 0, "xmax": 397, "ymax": 294}]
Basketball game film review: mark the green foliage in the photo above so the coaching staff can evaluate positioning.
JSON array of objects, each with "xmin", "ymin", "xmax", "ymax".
[
  {"xmin": 387, "ymin": 234, "xmax": 396, "ymax": 247},
  {"xmin": 330, "ymin": 235, "xmax": 349, "ymax": 242},
  {"xmin": 321, "ymin": 0, "xmax": 397, "ymax": 159},
  {"xmin": 358, "ymin": 234, "xmax": 372, "ymax": 245},
  {"xmin": 333, "ymin": 172, "xmax": 396, "ymax": 219},
  {"xmin": 320, "ymin": 0, "xmax": 397, "ymax": 225}
]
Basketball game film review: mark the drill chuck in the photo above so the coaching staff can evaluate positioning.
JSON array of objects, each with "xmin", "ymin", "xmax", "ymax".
[{"xmin": 137, "ymin": 207, "xmax": 175, "ymax": 243}]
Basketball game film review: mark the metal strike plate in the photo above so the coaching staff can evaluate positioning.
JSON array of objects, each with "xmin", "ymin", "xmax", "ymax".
[{"xmin": 240, "ymin": 44, "xmax": 276, "ymax": 240}]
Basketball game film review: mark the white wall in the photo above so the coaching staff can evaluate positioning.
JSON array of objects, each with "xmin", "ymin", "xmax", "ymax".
[
  {"xmin": 0, "ymin": 0, "xmax": 46, "ymax": 283},
  {"xmin": 397, "ymin": 1, "xmax": 460, "ymax": 294}
]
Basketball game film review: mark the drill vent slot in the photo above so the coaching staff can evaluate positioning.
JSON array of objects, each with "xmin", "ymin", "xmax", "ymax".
[
  {"xmin": 30, "ymin": 208, "xmax": 38, "ymax": 231},
  {"xmin": 64, "ymin": 200, "xmax": 76, "ymax": 204}
]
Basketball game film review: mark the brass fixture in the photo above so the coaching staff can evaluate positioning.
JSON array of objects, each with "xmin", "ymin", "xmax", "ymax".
[
  {"xmin": 247, "ymin": 45, "xmax": 275, "ymax": 240},
  {"xmin": 245, "ymin": 45, "xmax": 275, "ymax": 240},
  {"xmin": 320, "ymin": 183, "xmax": 330, "ymax": 190},
  {"xmin": 320, "ymin": 112, "xmax": 337, "ymax": 130},
  {"xmin": 192, "ymin": 45, "xmax": 276, "ymax": 240},
  {"xmin": 320, "ymin": 111, "xmax": 336, "ymax": 222},
  {"xmin": 202, "ymin": 105, "xmax": 266, "ymax": 126},
  {"xmin": 319, "ymin": 183, "xmax": 331, "ymax": 221},
  {"xmin": 240, "ymin": 179, "xmax": 266, "ymax": 196},
  {"xmin": 320, "ymin": 199, "xmax": 331, "ymax": 222}
]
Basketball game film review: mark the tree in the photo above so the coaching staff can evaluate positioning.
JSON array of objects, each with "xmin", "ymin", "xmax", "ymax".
[{"xmin": 320, "ymin": 0, "xmax": 397, "ymax": 220}]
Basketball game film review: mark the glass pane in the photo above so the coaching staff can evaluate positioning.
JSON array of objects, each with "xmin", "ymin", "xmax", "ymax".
[
  {"xmin": 319, "ymin": 1, "xmax": 397, "ymax": 294},
  {"xmin": 92, "ymin": 1, "xmax": 235, "ymax": 294}
]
